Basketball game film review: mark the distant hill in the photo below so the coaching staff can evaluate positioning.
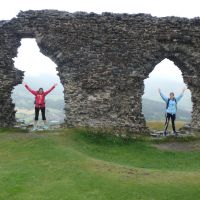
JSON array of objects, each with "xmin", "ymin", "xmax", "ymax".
[
  {"xmin": 142, "ymin": 98, "xmax": 191, "ymax": 121},
  {"xmin": 12, "ymin": 74, "xmax": 65, "ymax": 123},
  {"xmin": 143, "ymin": 77, "xmax": 192, "ymax": 111},
  {"xmin": 11, "ymin": 74, "xmax": 192, "ymax": 123}
]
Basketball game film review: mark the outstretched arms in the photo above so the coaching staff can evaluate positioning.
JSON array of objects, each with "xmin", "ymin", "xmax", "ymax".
[
  {"xmin": 158, "ymin": 88, "xmax": 168, "ymax": 103},
  {"xmin": 44, "ymin": 83, "xmax": 58, "ymax": 96},
  {"xmin": 176, "ymin": 87, "xmax": 187, "ymax": 102},
  {"xmin": 158, "ymin": 88, "xmax": 187, "ymax": 103},
  {"xmin": 23, "ymin": 82, "xmax": 37, "ymax": 95},
  {"xmin": 23, "ymin": 82, "xmax": 58, "ymax": 96}
]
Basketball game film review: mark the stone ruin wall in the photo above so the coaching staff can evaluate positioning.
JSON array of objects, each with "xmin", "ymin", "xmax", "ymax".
[{"xmin": 0, "ymin": 10, "xmax": 200, "ymax": 134}]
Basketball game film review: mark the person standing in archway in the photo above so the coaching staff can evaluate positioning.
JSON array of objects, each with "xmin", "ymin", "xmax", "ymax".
[
  {"xmin": 158, "ymin": 88, "xmax": 187, "ymax": 136},
  {"xmin": 23, "ymin": 82, "xmax": 58, "ymax": 131}
]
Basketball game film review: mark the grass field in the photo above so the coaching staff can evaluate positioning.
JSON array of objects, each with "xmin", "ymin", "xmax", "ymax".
[{"xmin": 0, "ymin": 127, "xmax": 199, "ymax": 200}]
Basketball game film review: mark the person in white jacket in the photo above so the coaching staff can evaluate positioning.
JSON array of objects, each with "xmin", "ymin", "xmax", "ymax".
[{"xmin": 158, "ymin": 88, "xmax": 187, "ymax": 136}]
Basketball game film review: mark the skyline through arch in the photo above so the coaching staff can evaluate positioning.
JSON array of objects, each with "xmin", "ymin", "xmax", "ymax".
[
  {"xmin": 142, "ymin": 58, "xmax": 192, "ymax": 123},
  {"xmin": 12, "ymin": 38, "xmax": 65, "ymax": 124}
]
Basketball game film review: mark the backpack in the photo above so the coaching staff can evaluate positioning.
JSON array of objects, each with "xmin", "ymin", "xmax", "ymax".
[{"xmin": 166, "ymin": 98, "xmax": 177, "ymax": 110}]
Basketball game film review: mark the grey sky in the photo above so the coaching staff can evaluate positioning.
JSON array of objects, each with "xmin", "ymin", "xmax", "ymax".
[{"xmin": 1, "ymin": 0, "xmax": 200, "ymax": 20}]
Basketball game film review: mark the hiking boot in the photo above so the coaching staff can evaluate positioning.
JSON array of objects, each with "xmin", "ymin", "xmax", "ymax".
[
  {"xmin": 163, "ymin": 131, "xmax": 167, "ymax": 136},
  {"xmin": 173, "ymin": 131, "xmax": 178, "ymax": 136},
  {"xmin": 43, "ymin": 125, "xmax": 49, "ymax": 130},
  {"xmin": 32, "ymin": 127, "xmax": 38, "ymax": 132}
]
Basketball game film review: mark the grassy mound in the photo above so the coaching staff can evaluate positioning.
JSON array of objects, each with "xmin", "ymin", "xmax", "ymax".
[{"xmin": 0, "ymin": 128, "xmax": 199, "ymax": 200}]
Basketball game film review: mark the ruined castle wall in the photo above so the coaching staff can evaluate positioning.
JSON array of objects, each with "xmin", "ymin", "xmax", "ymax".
[{"xmin": 1, "ymin": 10, "xmax": 200, "ymax": 133}]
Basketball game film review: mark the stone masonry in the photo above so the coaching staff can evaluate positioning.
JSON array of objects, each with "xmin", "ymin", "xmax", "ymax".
[{"xmin": 0, "ymin": 10, "xmax": 200, "ymax": 134}]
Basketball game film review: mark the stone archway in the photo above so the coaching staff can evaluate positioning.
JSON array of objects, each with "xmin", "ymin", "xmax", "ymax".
[
  {"xmin": 0, "ymin": 10, "xmax": 200, "ymax": 134},
  {"xmin": 142, "ymin": 58, "xmax": 192, "ymax": 129},
  {"xmin": 140, "ymin": 51, "xmax": 199, "ymax": 132},
  {"xmin": 11, "ymin": 38, "xmax": 65, "ymax": 124}
]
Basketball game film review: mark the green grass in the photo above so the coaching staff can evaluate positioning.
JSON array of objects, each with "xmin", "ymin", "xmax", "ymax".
[{"xmin": 0, "ymin": 127, "xmax": 199, "ymax": 200}]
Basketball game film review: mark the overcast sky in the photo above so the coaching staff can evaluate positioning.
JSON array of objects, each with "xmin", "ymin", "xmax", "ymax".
[
  {"xmin": 1, "ymin": 0, "xmax": 200, "ymax": 20},
  {"xmin": 1, "ymin": 0, "xmax": 199, "ymax": 82}
]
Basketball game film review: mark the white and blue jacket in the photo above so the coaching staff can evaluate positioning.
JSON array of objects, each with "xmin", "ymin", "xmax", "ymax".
[{"xmin": 160, "ymin": 92, "xmax": 183, "ymax": 114}]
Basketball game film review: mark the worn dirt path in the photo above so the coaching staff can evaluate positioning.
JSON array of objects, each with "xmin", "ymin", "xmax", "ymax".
[{"xmin": 153, "ymin": 140, "xmax": 200, "ymax": 151}]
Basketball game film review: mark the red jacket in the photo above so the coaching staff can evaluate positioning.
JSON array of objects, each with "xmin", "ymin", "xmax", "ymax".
[{"xmin": 25, "ymin": 84, "xmax": 55, "ymax": 108}]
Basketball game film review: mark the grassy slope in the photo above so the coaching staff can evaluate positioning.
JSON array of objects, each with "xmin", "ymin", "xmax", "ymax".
[{"xmin": 0, "ymin": 127, "xmax": 199, "ymax": 200}]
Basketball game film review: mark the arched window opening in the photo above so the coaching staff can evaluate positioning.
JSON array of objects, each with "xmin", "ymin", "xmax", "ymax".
[
  {"xmin": 12, "ymin": 39, "xmax": 65, "ymax": 127},
  {"xmin": 142, "ymin": 58, "xmax": 192, "ymax": 132}
]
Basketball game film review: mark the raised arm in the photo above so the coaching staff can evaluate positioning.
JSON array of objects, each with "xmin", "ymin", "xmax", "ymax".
[
  {"xmin": 176, "ymin": 88, "xmax": 187, "ymax": 102},
  {"xmin": 44, "ymin": 83, "xmax": 57, "ymax": 96},
  {"xmin": 158, "ymin": 88, "xmax": 168, "ymax": 103},
  {"xmin": 23, "ymin": 83, "xmax": 37, "ymax": 95}
]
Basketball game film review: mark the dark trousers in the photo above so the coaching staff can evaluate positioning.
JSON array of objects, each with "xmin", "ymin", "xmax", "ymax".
[
  {"xmin": 164, "ymin": 113, "xmax": 176, "ymax": 132},
  {"xmin": 35, "ymin": 107, "xmax": 46, "ymax": 121}
]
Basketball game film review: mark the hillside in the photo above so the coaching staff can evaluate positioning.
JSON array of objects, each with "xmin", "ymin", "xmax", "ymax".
[
  {"xmin": 143, "ymin": 77, "xmax": 192, "ymax": 111},
  {"xmin": 11, "ymin": 75, "xmax": 192, "ymax": 122},
  {"xmin": 0, "ymin": 128, "xmax": 200, "ymax": 200},
  {"xmin": 12, "ymin": 95, "xmax": 191, "ymax": 123},
  {"xmin": 142, "ymin": 98, "xmax": 191, "ymax": 121}
]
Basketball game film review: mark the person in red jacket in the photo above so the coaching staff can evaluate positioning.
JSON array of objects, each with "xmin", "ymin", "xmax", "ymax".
[{"xmin": 23, "ymin": 82, "xmax": 58, "ymax": 130}]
